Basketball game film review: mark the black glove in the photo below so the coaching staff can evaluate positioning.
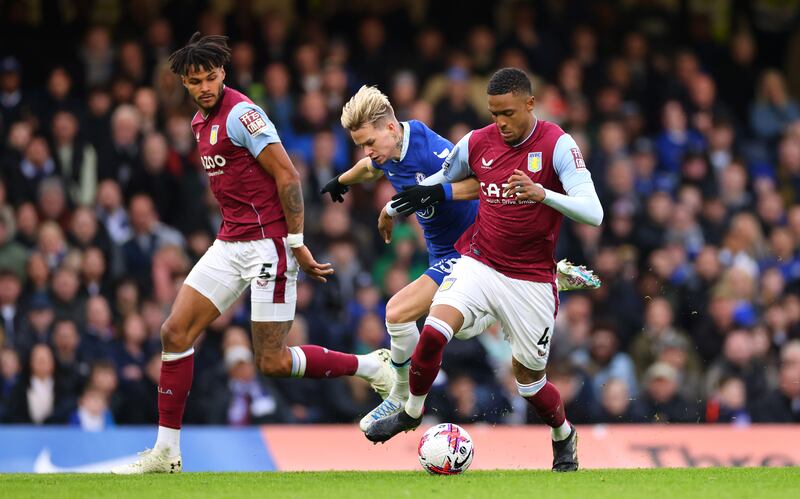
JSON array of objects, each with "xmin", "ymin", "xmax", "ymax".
[
  {"xmin": 320, "ymin": 175, "xmax": 349, "ymax": 202},
  {"xmin": 390, "ymin": 184, "xmax": 446, "ymax": 216}
]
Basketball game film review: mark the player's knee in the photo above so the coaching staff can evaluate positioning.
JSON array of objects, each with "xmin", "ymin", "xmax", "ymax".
[
  {"xmin": 257, "ymin": 349, "xmax": 292, "ymax": 377},
  {"xmin": 160, "ymin": 318, "xmax": 192, "ymax": 352},
  {"xmin": 386, "ymin": 296, "xmax": 413, "ymax": 324}
]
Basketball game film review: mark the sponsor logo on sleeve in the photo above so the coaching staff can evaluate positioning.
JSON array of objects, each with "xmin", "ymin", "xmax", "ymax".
[
  {"xmin": 527, "ymin": 152, "xmax": 542, "ymax": 173},
  {"xmin": 239, "ymin": 109, "xmax": 269, "ymax": 136},
  {"xmin": 571, "ymin": 147, "xmax": 586, "ymax": 169}
]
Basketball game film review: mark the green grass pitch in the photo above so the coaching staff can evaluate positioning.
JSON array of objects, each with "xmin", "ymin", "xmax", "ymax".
[{"xmin": 2, "ymin": 468, "xmax": 798, "ymax": 498}]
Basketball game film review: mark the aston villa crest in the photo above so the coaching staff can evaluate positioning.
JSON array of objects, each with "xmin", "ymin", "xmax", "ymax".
[
  {"xmin": 210, "ymin": 125, "xmax": 219, "ymax": 145},
  {"xmin": 527, "ymin": 152, "xmax": 542, "ymax": 173}
]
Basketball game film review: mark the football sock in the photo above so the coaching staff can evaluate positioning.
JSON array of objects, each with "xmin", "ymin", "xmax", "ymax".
[
  {"xmin": 387, "ymin": 321, "xmax": 419, "ymax": 399},
  {"xmin": 157, "ymin": 348, "xmax": 194, "ymax": 452},
  {"xmin": 406, "ymin": 319, "xmax": 452, "ymax": 418},
  {"xmin": 386, "ymin": 321, "xmax": 420, "ymax": 365},
  {"xmin": 551, "ymin": 420, "xmax": 572, "ymax": 441},
  {"xmin": 289, "ymin": 345, "xmax": 357, "ymax": 378},
  {"xmin": 354, "ymin": 353, "xmax": 381, "ymax": 379},
  {"xmin": 154, "ymin": 426, "xmax": 181, "ymax": 457},
  {"xmin": 523, "ymin": 379, "xmax": 568, "ymax": 439}
]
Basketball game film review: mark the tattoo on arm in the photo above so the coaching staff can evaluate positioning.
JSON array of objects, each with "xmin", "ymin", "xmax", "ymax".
[{"xmin": 279, "ymin": 182, "xmax": 304, "ymax": 233}]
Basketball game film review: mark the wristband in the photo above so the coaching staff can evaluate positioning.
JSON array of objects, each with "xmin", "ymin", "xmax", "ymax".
[
  {"xmin": 385, "ymin": 200, "xmax": 398, "ymax": 217},
  {"xmin": 442, "ymin": 183, "xmax": 453, "ymax": 201},
  {"xmin": 286, "ymin": 233, "xmax": 304, "ymax": 248}
]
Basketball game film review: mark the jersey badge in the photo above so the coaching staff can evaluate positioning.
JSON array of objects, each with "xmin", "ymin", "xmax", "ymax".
[
  {"xmin": 527, "ymin": 152, "xmax": 542, "ymax": 173},
  {"xmin": 210, "ymin": 125, "xmax": 219, "ymax": 145}
]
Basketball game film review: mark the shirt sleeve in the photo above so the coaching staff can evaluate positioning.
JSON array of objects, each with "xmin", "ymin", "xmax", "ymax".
[
  {"xmin": 540, "ymin": 133, "xmax": 603, "ymax": 226},
  {"xmin": 552, "ymin": 133, "xmax": 594, "ymax": 192},
  {"xmin": 226, "ymin": 102, "xmax": 281, "ymax": 158},
  {"xmin": 442, "ymin": 131, "xmax": 473, "ymax": 182}
]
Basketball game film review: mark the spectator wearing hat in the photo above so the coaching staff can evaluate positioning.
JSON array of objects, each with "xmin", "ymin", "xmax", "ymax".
[
  {"xmin": 636, "ymin": 362, "xmax": 699, "ymax": 423},
  {"xmin": 0, "ymin": 56, "xmax": 29, "ymax": 134},
  {"xmin": 14, "ymin": 292, "xmax": 54, "ymax": 357}
]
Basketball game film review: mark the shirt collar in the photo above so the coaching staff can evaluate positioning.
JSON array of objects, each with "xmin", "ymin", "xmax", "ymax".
[
  {"xmin": 393, "ymin": 121, "xmax": 410, "ymax": 163},
  {"xmin": 512, "ymin": 116, "xmax": 538, "ymax": 148}
]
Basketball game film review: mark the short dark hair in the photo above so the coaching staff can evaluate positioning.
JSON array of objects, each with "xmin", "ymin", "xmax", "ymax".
[
  {"xmin": 168, "ymin": 32, "xmax": 231, "ymax": 76},
  {"xmin": 487, "ymin": 67, "xmax": 532, "ymax": 96}
]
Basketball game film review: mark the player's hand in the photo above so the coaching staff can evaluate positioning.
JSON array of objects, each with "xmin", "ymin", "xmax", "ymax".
[
  {"xmin": 291, "ymin": 245, "xmax": 334, "ymax": 283},
  {"xmin": 378, "ymin": 206, "xmax": 394, "ymax": 244},
  {"xmin": 505, "ymin": 170, "xmax": 546, "ymax": 202},
  {"xmin": 389, "ymin": 184, "xmax": 445, "ymax": 216},
  {"xmin": 320, "ymin": 175, "xmax": 349, "ymax": 202}
]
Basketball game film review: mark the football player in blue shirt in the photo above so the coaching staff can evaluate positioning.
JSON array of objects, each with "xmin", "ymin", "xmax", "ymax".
[{"xmin": 322, "ymin": 86, "xmax": 599, "ymax": 431}]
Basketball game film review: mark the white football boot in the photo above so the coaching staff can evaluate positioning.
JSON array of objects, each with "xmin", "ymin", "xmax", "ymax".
[
  {"xmin": 556, "ymin": 259, "xmax": 601, "ymax": 291},
  {"xmin": 359, "ymin": 391, "xmax": 406, "ymax": 432},
  {"xmin": 110, "ymin": 447, "xmax": 182, "ymax": 474}
]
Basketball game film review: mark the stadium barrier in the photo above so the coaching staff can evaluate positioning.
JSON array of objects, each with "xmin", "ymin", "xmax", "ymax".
[{"xmin": 0, "ymin": 425, "xmax": 797, "ymax": 472}]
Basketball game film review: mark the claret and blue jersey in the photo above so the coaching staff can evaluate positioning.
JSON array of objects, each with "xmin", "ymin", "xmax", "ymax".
[{"xmin": 371, "ymin": 120, "xmax": 478, "ymax": 283}]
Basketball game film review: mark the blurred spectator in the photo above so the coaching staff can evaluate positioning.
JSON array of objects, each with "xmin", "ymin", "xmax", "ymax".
[
  {"xmin": 7, "ymin": 136, "xmax": 58, "ymax": 206},
  {"xmin": 0, "ymin": 57, "xmax": 28, "ymax": 133},
  {"xmin": 121, "ymin": 194, "xmax": 184, "ymax": 292},
  {"xmin": 4, "ymin": 344, "xmax": 74, "ymax": 423},
  {"xmin": 574, "ymin": 321, "xmax": 638, "ymax": 400},
  {"xmin": 704, "ymin": 376, "xmax": 751, "ymax": 425},
  {"xmin": 750, "ymin": 70, "xmax": 800, "ymax": 144},
  {"xmin": 205, "ymin": 345, "xmax": 289, "ymax": 425},
  {"xmin": 51, "ymin": 319, "xmax": 87, "ymax": 397},
  {"xmin": 15, "ymin": 293, "xmax": 54, "ymax": 357},
  {"xmin": 68, "ymin": 387, "xmax": 115, "ymax": 431},
  {"xmin": 751, "ymin": 340, "xmax": 800, "ymax": 422},
  {"xmin": 593, "ymin": 378, "xmax": 646, "ymax": 423},
  {"xmin": 0, "ymin": 211, "xmax": 29, "ymax": 280},
  {"xmin": 0, "ymin": 348, "xmax": 20, "ymax": 420},
  {"xmin": 50, "ymin": 110, "xmax": 97, "ymax": 207},
  {"xmin": 0, "ymin": 270, "xmax": 24, "ymax": 348},
  {"xmin": 636, "ymin": 362, "xmax": 699, "ymax": 423}
]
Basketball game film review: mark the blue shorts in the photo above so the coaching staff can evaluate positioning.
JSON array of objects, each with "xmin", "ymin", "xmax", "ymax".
[{"xmin": 424, "ymin": 253, "xmax": 461, "ymax": 286}]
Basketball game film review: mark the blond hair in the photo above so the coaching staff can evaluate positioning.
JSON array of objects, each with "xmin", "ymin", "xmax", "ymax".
[{"xmin": 340, "ymin": 85, "xmax": 395, "ymax": 131}]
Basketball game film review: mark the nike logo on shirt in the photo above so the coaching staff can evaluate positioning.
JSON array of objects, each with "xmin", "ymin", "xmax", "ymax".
[{"xmin": 434, "ymin": 148, "xmax": 450, "ymax": 159}]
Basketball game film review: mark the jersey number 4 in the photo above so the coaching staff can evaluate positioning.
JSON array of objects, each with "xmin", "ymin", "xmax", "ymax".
[{"xmin": 537, "ymin": 327, "xmax": 551, "ymax": 348}]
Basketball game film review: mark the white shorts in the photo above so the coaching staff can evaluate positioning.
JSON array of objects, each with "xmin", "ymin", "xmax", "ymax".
[
  {"xmin": 431, "ymin": 255, "xmax": 558, "ymax": 370},
  {"xmin": 184, "ymin": 238, "xmax": 298, "ymax": 322}
]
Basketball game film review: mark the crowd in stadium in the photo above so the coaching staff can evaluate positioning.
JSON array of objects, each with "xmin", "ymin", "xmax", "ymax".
[{"xmin": 1, "ymin": 1, "xmax": 799, "ymax": 430}]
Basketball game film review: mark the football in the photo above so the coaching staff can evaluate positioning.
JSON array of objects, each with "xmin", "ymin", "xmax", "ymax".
[{"xmin": 417, "ymin": 423, "xmax": 474, "ymax": 475}]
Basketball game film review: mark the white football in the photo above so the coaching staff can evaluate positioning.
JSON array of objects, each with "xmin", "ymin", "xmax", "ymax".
[{"xmin": 417, "ymin": 423, "xmax": 474, "ymax": 475}]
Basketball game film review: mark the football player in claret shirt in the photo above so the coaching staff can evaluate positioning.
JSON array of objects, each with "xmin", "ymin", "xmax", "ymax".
[
  {"xmin": 113, "ymin": 33, "xmax": 395, "ymax": 474},
  {"xmin": 321, "ymin": 86, "xmax": 600, "ymax": 433},
  {"xmin": 365, "ymin": 68, "xmax": 604, "ymax": 472}
]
